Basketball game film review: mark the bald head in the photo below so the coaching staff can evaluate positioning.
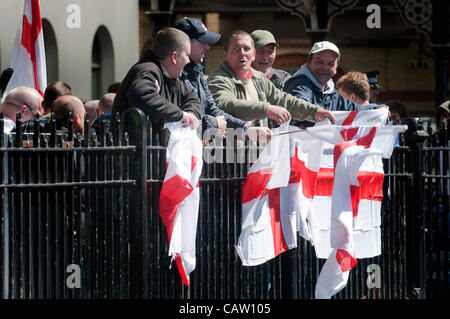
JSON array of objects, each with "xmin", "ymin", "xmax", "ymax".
[
  {"xmin": 98, "ymin": 93, "xmax": 115, "ymax": 115},
  {"xmin": 52, "ymin": 95, "xmax": 86, "ymax": 134},
  {"xmin": 0, "ymin": 86, "xmax": 43, "ymax": 121}
]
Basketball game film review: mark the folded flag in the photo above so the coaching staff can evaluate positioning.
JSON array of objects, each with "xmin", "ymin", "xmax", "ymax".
[
  {"xmin": 159, "ymin": 121, "xmax": 203, "ymax": 286},
  {"xmin": 236, "ymin": 122, "xmax": 297, "ymax": 266}
]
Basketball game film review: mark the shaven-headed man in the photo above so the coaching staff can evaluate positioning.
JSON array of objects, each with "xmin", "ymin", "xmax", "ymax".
[
  {"xmin": 112, "ymin": 27, "xmax": 202, "ymax": 145},
  {"xmin": 52, "ymin": 95, "xmax": 86, "ymax": 135},
  {"xmin": 0, "ymin": 86, "xmax": 43, "ymax": 134}
]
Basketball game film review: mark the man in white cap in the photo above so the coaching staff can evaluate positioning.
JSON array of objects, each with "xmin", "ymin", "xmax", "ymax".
[
  {"xmin": 284, "ymin": 41, "xmax": 373, "ymax": 126},
  {"xmin": 250, "ymin": 30, "xmax": 291, "ymax": 90}
]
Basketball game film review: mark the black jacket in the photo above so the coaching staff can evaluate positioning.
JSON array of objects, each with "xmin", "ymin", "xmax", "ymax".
[{"xmin": 112, "ymin": 50, "xmax": 202, "ymax": 134}]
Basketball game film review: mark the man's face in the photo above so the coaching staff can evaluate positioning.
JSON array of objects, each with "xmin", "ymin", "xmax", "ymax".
[
  {"xmin": 252, "ymin": 43, "xmax": 276, "ymax": 74},
  {"xmin": 369, "ymin": 87, "xmax": 379, "ymax": 103},
  {"xmin": 189, "ymin": 39, "xmax": 210, "ymax": 64},
  {"xmin": 172, "ymin": 42, "xmax": 191, "ymax": 78},
  {"xmin": 308, "ymin": 50, "xmax": 339, "ymax": 87},
  {"xmin": 223, "ymin": 35, "xmax": 255, "ymax": 75}
]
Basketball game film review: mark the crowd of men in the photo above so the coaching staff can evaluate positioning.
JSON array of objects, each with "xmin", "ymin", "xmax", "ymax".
[{"xmin": 1, "ymin": 17, "xmax": 449, "ymax": 144}]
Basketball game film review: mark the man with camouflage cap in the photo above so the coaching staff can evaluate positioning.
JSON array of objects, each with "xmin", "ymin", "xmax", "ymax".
[{"xmin": 250, "ymin": 30, "xmax": 291, "ymax": 90}]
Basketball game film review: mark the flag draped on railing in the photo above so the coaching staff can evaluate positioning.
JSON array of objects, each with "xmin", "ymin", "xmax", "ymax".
[
  {"xmin": 300, "ymin": 108, "xmax": 390, "ymax": 259},
  {"xmin": 236, "ymin": 122, "xmax": 297, "ymax": 266},
  {"xmin": 236, "ymin": 108, "xmax": 407, "ymax": 298},
  {"xmin": 308, "ymin": 124, "xmax": 407, "ymax": 298},
  {"xmin": 3, "ymin": 0, "xmax": 47, "ymax": 99},
  {"xmin": 159, "ymin": 122, "xmax": 203, "ymax": 286}
]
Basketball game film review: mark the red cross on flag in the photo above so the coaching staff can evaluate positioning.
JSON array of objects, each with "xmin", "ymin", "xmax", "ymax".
[
  {"xmin": 3, "ymin": 0, "xmax": 47, "ymax": 99},
  {"xmin": 307, "ymin": 124, "xmax": 407, "ymax": 299},
  {"xmin": 236, "ymin": 122, "xmax": 297, "ymax": 266}
]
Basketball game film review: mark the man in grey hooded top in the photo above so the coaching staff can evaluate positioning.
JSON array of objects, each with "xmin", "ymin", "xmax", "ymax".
[{"xmin": 283, "ymin": 41, "xmax": 376, "ymax": 126}]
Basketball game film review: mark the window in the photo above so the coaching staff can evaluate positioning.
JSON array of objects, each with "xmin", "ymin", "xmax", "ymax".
[
  {"xmin": 91, "ymin": 26, "xmax": 114, "ymax": 100},
  {"xmin": 42, "ymin": 19, "xmax": 58, "ymax": 83}
]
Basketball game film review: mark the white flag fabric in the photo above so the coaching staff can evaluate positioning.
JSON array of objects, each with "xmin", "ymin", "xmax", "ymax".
[
  {"xmin": 303, "ymin": 108, "xmax": 390, "ymax": 258},
  {"xmin": 234, "ymin": 108, "xmax": 405, "ymax": 297},
  {"xmin": 3, "ymin": 0, "xmax": 47, "ymax": 100},
  {"xmin": 158, "ymin": 121, "xmax": 203, "ymax": 286},
  {"xmin": 309, "ymin": 124, "xmax": 407, "ymax": 299},
  {"xmin": 236, "ymin": 122, "xmax": 297, "ymax": 266}
]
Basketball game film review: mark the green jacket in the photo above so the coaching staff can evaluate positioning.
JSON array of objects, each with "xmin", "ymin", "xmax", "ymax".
[{"xmin": 207, "ymin": 62, "xmax": 322, "ymax": 122}]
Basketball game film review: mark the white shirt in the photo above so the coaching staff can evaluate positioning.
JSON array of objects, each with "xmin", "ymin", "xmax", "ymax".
[{"xmin": 3, "ymin": 117, "xmax": 16, "ymax": 134}]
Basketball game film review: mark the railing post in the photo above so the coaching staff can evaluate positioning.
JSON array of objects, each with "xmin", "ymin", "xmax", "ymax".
[
  {"xmin": 281, "ymin": 249, "xmax": 298, "ymax": 298},
  {"xmin": 121, "ymin": 108, "xmax": 148, "ymax": 298},
  {"xmin": 403, "ymin": 118, "xmax": 428, "ymax": 299}
]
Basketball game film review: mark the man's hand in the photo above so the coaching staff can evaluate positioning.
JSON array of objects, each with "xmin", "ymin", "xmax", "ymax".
[
  {"xmin": 246, "ymin": 126, "xmax": 273, "ymax": 143},
  {"xmin": 216, "ymin": 115, "xmax": 227, "ymax": 138},
  {"xmin": 181, "ymin": 111, "xmax": 200, "ymax": 129},
  {"xmin": 267, "ymin": 104, "xmax": 291, "ymax": 125},
  {"xmin": 315, "ymin": 109, "xmax": 336, "ymax": 124}
]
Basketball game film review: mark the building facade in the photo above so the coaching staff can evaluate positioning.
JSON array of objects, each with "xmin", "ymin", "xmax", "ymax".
[
  {"xmin": 140, "ymin": 0, "xmax": 450, "ymax": 119},
  {"xmin": 0, "ymin": 0, "xmax": 140, "ymax": 101}
]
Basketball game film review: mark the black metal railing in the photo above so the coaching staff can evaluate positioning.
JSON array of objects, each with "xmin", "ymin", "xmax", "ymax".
[{"xmin": 0, "ymin": 110, "xmax": 448, "ymax": 299}]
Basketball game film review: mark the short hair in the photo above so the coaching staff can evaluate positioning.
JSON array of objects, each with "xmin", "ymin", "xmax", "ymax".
[
  {"xmin": 53, "ymin": 95, "xmax": 85, "ymax": 129},
  {"xmin": 107, "ymin": 82, "xmax": 121, "ymax": 93},
  {"xmin": 152, "ymin": 27, "xmax": 190, "ymax": 61},
  {"xmin": 336, "ymin": 71, "xmax": 370, "ymax": 102},
  {"xmin": 44, "ymin": 81, "xmax": 72, "ymax": 111},
  {"xmin": 387, "ymin": 100, "xmax": 408, "ymax": 118},
  {"xmin": 223, "ymin": 30, "xmax": 254, "ymax": 52}
]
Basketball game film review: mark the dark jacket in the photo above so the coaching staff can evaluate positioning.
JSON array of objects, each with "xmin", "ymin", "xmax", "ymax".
[
  {"xmin": 91, "ymin": 113, "xmax": 111, "ymax": 144},
  {"xmin": 180, "ymin": 62, "xmax": 247, "ymax": 129},
  {"xmin": 268, "ymin": 67, "xmax": 291, "ymax": 90},
  {"xmin": 112, "ymin": 50, "xmax": 202, "ymax": 134}
]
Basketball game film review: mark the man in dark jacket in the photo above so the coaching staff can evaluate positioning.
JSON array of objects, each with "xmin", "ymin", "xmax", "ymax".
[
  {"xmin": 174, "ymin": 17, "xmax": 271, "ymax": 141},
  {"xmin": 112, "ymin": 27, "xmax": 202, "ymax": 143}
]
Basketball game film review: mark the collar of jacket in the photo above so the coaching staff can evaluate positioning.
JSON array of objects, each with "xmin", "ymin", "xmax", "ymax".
[
  {"xmin": 141, "ymin": 49, "xmax": 173, "ymax": 80},
  {"xmin": 182, "ymin": 62, "xmax": 204, "ymax": 76},
  {"xmin": 292, "ymin": 64, "xmax": 335, "ymax": 94},
  {"xmin": 220, "ymin": 62, "xmax": 260, "ymax": 85}
]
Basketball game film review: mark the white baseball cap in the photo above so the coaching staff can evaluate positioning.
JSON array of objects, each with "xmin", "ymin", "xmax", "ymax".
[{"xmin": 309, "ymin": 41, "xmax": 340, "ymax": 58}]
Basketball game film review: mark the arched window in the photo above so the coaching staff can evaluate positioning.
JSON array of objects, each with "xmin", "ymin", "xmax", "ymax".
[
  {"xmin": 42, "ymin": 19, "xmax": 58, "ymax": 83},
  {"xmin": 91, "ymin": 26, "xmax": 114, "ymax": 99}
]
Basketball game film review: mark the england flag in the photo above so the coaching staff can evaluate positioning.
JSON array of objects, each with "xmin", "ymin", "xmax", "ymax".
[{"xmin": 3, "ymin": 0, "xmax": 47, "ymax": 100}]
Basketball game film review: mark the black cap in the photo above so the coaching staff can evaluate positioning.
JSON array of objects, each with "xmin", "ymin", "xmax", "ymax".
[
  {"xmin": 366, "ymin": 70, "xmax": 380, "ymax": 89},
  {"xmin": 173, "ymin": 17, "xmax": 221, "ymax": 44}
]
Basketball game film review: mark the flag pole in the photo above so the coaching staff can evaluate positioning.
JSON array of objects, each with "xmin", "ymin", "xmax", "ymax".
[{"xmin": 272, "ymin": 128, "xmax": 306, "ymax": 137}]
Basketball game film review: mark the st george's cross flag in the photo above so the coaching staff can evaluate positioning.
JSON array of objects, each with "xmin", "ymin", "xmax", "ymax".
[
  {"xmin": 235, "ymin": 122, "xmax": 298, "ymax": 266},
  {"xmin": 293, "ymin": 108, "xmax": 391, "ymax": 259},
  {"xmin": 307, "ymin": 124, "xmax": 407, "ymax": 299},
  {"xmin": 3, "ymin": 0, "xmax": 47, "ymax": 100},
  {"xmin": 158, "ymin": 121, "xmax": 203, "ymax": 286}
]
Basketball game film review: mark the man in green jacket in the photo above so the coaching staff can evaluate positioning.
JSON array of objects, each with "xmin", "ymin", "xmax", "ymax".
[{"xmin": 207, "ymin": 30, "xmax": 335, "ymax": 126}]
